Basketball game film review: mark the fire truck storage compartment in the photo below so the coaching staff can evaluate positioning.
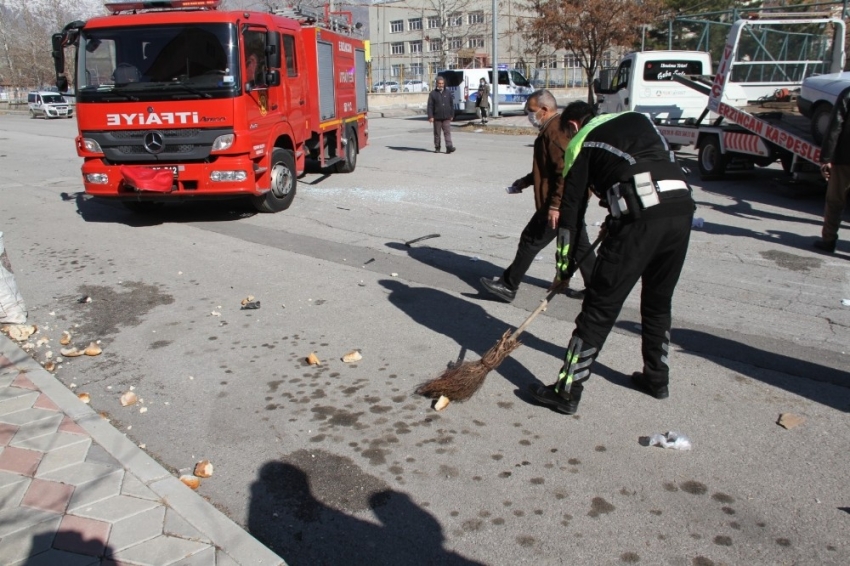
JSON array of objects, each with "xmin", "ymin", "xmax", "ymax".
[
  {"xmin": 355, "ymin": 49, "xmax": 367, "ymax": 113},
  {"xmin": 318, "ymin": 41, "xmax": 335, "ymax": 121}
]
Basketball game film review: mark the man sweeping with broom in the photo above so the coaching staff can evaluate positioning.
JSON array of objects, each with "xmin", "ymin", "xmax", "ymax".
[{"xmin": 528, "ymin": 102, "xmax": 695, "ymax": 415}]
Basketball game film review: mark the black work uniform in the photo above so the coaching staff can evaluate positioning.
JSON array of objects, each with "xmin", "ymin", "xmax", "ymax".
[{"xmin": 555, "ymin": 111, "xmax": 694, "ymax": 399}]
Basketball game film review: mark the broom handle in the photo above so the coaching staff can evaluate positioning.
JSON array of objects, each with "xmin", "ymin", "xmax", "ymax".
[{"xmin": 509, "ymin": 230, "xmax": 606, "ymax": 341}]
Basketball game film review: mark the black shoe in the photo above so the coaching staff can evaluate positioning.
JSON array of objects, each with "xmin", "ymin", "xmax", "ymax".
[
  {"xmin": 434, "ymin": 148, "xmax": 441, "ymax": 153},
  {"xmin": 528, "ymin": 383, "xmax": 580, "ymax": 415},
  {"xmin": 631, "ymin": 372, "xmax": 669, "ymax": 400},
  {"xmin": 446, "ymin": 146, "xmax": 456, "ymax": 154},
  {"xmin": 813, "ymin": 238, "xmax": 836, "ymax": 253},
  {"xmin": 480, "ymin": 277, "xmax": 516, "ymax": 303}
]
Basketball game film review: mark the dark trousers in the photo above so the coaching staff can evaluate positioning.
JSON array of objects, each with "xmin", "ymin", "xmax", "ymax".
[
  {"xmin": 433, "ymin": 119, "xmax": 453, "ymax": 150},
  {"xmin": 568, "ymin": 212, "xmax": 693, "ymax": 388},
  {"xmin": 503, "ymin": 210, "xmax": 596, "ymax": 291}
]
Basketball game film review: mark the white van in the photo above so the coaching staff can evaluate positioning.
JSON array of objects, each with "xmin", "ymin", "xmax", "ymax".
[
  {"xmin": 27, "ymin": 91, "xmax": 74, "ymax": 119},
  {"xmin": 437, "ymin": 67, "xmax": 533, "ymax": 114},
  {"xmin": 594, "ymin": 51, "xmax": 711, "ymax": 124}
]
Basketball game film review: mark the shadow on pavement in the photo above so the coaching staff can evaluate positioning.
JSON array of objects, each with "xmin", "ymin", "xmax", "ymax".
[
  {"xmin": 384, "ymin": 241, "xmax": 551, "ymax": 295},
  {"xmin": 21, "ymin": 530, "xmax": 116, "ymax": 564},
  {"xmin": 615, "ymin": 322, "xmax": 850, "ymax": 412},
  {"xmin": 248, "ymin": 458, "xmax": 485, "ymax": 566},
  {"xmin": 60, "ymin": 191, "xmax": 257, "ymax": 226}
]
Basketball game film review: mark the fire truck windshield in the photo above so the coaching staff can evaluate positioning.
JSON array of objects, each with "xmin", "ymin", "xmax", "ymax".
[{"xmin": 76, "ymin": 24, "xmax": 239, "ymax": 102}]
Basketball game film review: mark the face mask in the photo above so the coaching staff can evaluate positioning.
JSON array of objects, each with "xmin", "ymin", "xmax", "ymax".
[{"xmin": 527, "ymin": 109, "xmax": 543, "ymax": 129}]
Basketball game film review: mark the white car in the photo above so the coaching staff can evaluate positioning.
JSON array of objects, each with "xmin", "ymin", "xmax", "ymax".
[
  {"xmin": 372, "ymin": 81, "xmax": 399, "ymax": 93},
  {"xmin": 798, "ymin": 71, "xmax": 850, "ymax": 144},
  {"xmin": 27, "ymin": 91, "xmax": 74, "ymax": 119},
  {"xmin": 403, "ymin": 80, "xmax": 427, "ymax": 93}
]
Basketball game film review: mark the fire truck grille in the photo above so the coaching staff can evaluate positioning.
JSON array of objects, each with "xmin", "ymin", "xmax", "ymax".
[
  {"xmin": 111, "ymin": 129, "xmax": 201, "ymax": 139},
  {"xmin": 117, "ymin": 144, "xmax": 197, "ymax": 154}
]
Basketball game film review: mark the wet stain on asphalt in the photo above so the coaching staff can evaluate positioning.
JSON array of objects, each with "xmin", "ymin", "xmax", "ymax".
[
  {"xmin": 711, "ymin": 492, "xmax": 734, "ymax": 503},
  {"xmin": 620, "ymin": 552, "xmax": 640, "ymax": 563},
  {"xmin": 722, "ymin": 507, "xmax": 736, "ymax": 515},
  {"xmin": 516, "ymin": 535, "xmax": 535, "ymax": 547},
  {"xmin": 69, "ymin": 281, "xmax": 175, "ymax": 337},
  {"xmin": 588, "ymin": 497, "xmax": 615, "ymax": 518},
  {"xmin": 149, "ymin": 340, "xmax": 171, "ymax": 349},
  {"xmin": 713, "ymin": 535, "xmax": 732, "ymax": 546},
  {"xmin": 776, "ymin": 538, "xmax": 791, "ymax": 547},
  {"xmin": 681, "ymin": 481, "xmax": 708, "ymax": 495},
  {"xmin": 759, "ymin": 250, "xmax": 821, "ymax": 272},
  {"xmin": 663, "ymin": 482, "xmax": 679, "ymax": 492},
  {"xmin": 692, "ymin": 558, "xmax": 715, "ymax": 566}
]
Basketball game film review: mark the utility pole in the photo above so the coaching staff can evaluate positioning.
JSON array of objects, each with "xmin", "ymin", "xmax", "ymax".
[{"xmin": 491, "ymin": 0, "xmax": 498, "ymax": 118}]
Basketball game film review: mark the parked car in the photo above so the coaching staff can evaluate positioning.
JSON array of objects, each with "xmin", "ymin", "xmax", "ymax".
[
  {"xmin": 27, "ymin": 91, "xmax": 73, "ymax": 119},
  {"xmin": 372, "ymin": 81, "xmax": 400, "ymax": 93},
  {"xmin": 403, "ymin": 80, "xmax": 427, "ymax": 93},
  {"xmin": 798, "ymin": 71, "xmax": 850, "ymax": 144}
]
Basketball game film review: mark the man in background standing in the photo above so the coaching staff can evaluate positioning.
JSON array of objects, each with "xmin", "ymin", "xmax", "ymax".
[
  {"xmin": 428, "ymin": 77, "xmax": 455, "ymax": 154},
  {"xmin": 814, "ymin": 85, "xmax": 850, "ymax": 253},
  {"xmin": 480, "ymin": 90, "xmax": 595, "ymax": 303}
]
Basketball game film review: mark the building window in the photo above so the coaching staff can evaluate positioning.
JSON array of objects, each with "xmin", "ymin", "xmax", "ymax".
[
  {"xmin": 391, "ymin": 42, "xmax": 405, "ymax": 55},
  {"xmin": 408, "ymin": 17, "xmax": 422, "ymax": 31},
  {"xmin": 410, "ymin": 41, "xmax": 422, "ymax": 54},
  {"xmin": 468, "ymin": 11, "xmax": 484, "ymax": 25},
  {"xmin": 391, "ymin": 64, "xmax": 403, "ymax": 77},
  {"xmin": 427, "ymin": 16, "xmax": 440, "ymax": 29},
  {"xmin": 449, "ymin": 13, "xmax": 462, "ymax": 27},
  {"xmin": 390, "ymin": 20, "xmax": 403, "ymax": 33},
  {"xmin": 468, "ymin": 36, "xmax": 484, "ymax": 49},
  {"xmin": 448, "ymin": 37, "xmax": 463, "ymax": 50},
  {"xmin": 410, "ymin": 62, "xmax": 424, "ymax": 76},
  {"xmin": 429, "ymin": 62, "xmax": 439, "ymax": 74},
  {"xmin": 429, "ymin": 38, "xmax": 441, "ymax": 52}
]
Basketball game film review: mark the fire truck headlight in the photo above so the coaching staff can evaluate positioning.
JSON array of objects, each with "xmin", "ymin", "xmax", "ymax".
[
  {"xmin": 211, "ymin": 134, "xmax": 235, "ymax": 151},
  {"xmin": 210, "ymin": 170, "xmax": 247, "ymax": 182},
  {"xmin": 85, "ymin": 173, "xmax": 109, "ymax": 184},
  {"xmin": 82, "ymin": 138, "xmax": 103, "ymax": 153}
]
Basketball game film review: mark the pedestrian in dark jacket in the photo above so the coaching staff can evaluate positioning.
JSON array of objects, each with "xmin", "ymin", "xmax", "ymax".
[
  {"xmin": 475, "ymin": 78, "xmax": 491, "ymax": 125},
  {"xmin": 480, "ymin": 90, "xmax": 595, "ymax": 303},
  {"xmin": 428, "ymin": 77, "xmax": 455, "ymax": 153},
  {"xmin": 528, "ymin": 102, "xmax": 694, "ymax": 416},
  {"xmin": 814, "ymin": 85, "xmax": 850, "ymax": 253}
]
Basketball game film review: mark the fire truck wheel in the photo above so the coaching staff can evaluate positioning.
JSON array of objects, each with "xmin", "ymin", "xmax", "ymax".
[
  {"xmin": 253, "ymin": 148, "xmax": 296, "ymax": 213},
  {"xmin": 335, "ymin": 130, "xmax": 358, "ymax": 173},
  {"xmin": 697, "ymin": 135, "xmax": 727, "ymax": 180}
]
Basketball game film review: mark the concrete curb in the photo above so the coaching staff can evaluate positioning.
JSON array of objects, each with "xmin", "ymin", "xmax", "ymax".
[{"xmin": 0, "ymin": 334, "xmax": 285, "ymax": 566}]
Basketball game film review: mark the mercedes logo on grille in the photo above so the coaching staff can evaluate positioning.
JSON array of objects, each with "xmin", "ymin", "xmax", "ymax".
[{"xmin": 143, "ymin": 131, "xmax": 165, "ymax": 154}]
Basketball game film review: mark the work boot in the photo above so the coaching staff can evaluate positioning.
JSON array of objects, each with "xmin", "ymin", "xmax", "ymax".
[
  {"xmin": 631, "ymin": 372, "xmax": 669, "ymax": 400},
  {"xmin": 480, "ymin": 277, "xmax": 516, "ymax": 303},
  {"xmin": 528, "ymin": 383, "xmax": 581, "ymax": 415},
  {"xmin": 564, "ymin": 287, "xmax": 585, "ymax": 300},
  {"xmin": 813, "ymin": 238, "xmax": 837, "ymax": 253},
  {"xmin": 434, "ymin": 147, "xmax": 441, "ymax": 153},
  {"xmin": 446, "ymin": 146, "xmax": 456, "ymax": 154}
]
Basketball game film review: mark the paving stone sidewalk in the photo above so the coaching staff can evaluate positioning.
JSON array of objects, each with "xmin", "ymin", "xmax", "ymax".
[{"xmin": 0, "ymin": 335, "xmax": 285, "ymax": 566}]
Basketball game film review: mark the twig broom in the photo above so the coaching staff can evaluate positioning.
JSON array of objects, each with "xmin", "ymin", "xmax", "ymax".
[{"xmin": 416, "ymin": 233, "xmax": 605, "ymax": 410}]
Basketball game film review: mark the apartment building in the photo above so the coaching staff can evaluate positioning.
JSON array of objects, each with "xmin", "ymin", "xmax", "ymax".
[{"xmin": 368, "ymin": 0, "xmax": 614, "ymax": 88}]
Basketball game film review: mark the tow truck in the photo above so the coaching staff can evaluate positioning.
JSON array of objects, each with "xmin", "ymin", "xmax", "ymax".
[{"xmin": 52, "ymin": 0, "xmax": 368, "ymax": 212}]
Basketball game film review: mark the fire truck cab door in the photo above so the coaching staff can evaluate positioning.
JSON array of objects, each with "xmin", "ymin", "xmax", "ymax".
[
  {"xmin": 242, "ymin": 26, "xmax": 278, "ymax": 158},
  {"xmin": 281, "ymin": 32, "xmax": 307, "ymax": 141}
]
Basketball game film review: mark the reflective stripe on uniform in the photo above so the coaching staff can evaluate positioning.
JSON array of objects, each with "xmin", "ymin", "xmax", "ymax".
[
  {"xmin": 562, "ymin": 112, "xmax": 622, "ymax": 177},
  {"xmin": 582, "ymin": 141, "xmax": 636, "ymax": 165}
]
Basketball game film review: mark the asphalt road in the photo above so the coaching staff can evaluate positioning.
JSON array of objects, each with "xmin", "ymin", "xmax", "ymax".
[{"xmin": 1, "ymin": 112, "xmax": 849, "ymax": 566}]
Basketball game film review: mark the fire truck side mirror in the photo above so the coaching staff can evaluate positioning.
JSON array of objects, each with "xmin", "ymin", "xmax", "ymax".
[
  {"xmin": 266, "ymin": 70, "xmax": 280, "ymax": 87},
  {"xmin": 52, "ymin": 33, "xmax": 68, "ymax": 92},
  {"xmin": 266, "ymin": 31, "xmax": 281, "ymax": 69}
]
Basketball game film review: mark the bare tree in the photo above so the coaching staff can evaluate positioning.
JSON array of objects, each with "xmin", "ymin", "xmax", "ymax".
[
  {"xmin": 425, "ymin": 0, "xmax": 487, "ymax": 69},
  {"xmin": 519, "ymin": 0, "xmax": 663, "ymax": 102}
]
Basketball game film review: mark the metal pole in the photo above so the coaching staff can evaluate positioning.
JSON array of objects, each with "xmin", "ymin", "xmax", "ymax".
[{"xmin": 491, "ymin": 0, "xmax": 499, "ymax": 117}]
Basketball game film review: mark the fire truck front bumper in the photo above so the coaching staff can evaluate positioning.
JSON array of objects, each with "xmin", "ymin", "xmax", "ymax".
[{"xmin": 81, "ymin": 158, "xmax": 266, "ymax": 199}]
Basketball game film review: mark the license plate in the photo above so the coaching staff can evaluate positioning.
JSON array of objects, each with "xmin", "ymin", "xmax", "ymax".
[{"xmin": 150, "ymin": 166, "xmax": 178, "ymax": 178}]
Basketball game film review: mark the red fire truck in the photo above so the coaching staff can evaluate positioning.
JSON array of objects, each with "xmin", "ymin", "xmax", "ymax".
[{"xmin": 52, "ymin": 0, "xmax": 368, "ymax": 213}]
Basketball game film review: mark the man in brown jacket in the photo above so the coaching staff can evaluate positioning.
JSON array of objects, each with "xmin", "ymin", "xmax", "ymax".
[{"xmin": 481, "ymin": 90, "xmax": 596, "ymax": 302}]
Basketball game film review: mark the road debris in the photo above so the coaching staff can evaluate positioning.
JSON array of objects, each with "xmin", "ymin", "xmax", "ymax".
[
  {"xmin": 778, "ymin": 413, "xmax": 805, "ymax": 429},
  {"xmin": 342, "ymin": 350, "xmax": 362, "ymax": 363},
  {"xmin": 647, "ymin": 431, "xmax": 692, "ymax": 450},
  {"xmin": 120, "ymin": 391, "xmax": 138, "ymax": 407},
  {"xmin": 3, "ymin": 324, "xmax": 37, "ymax": 342},
  {"xmin": 391, "ymin": 272, "xmax": 399, "ymax": 277},
  {"xmin": 77, "ymin": 392, "xmax": 91, "ymax": 404},
  {"xmin": 434, "ymin": 395, "xmax": 450, "ymax": 411},
  {"xmin": 60, "ymin": 347, "xmax": 83, "ymax": 357},
  {"xmin": 210, "ymin": 311, "xmax": 221, "ymax": 317},
  {"xmin": 179, "ymin": 475, "xmax": 200, "ymax": 490},
  {"xmin": 241, "ymin": 301, "xmax": 261, "ymax": 310},
  {"xmin": 241, "ymin": 295, "xmax": 255, "ymax": 306},
  {"xmin": 60, "ymin": 331, "xmax": 71, "ymax": 345},
  {"xmin": 78, "ymin": 295, "xmax": 92, "ymax": 304},
  {"xmin": 841, "ymin": 299, "xmax": 850, "ymax": 307},
  {"xmin": 194, "ymin": 460, "xmax": 214, "ymax": 478},
  {"xmin": 404, "ymin": 233, "xmax": 440, "ymax": 247},
  {"xmin": 139, "ymin": 406, "xmax": 148, "ymax": 414},
  {"xmin": 84, "ymin": 342, "xmax": 102, "ymax": 356},
  {"xmin": 36, "ymin": 337, "xmax": 49, "ymax": 347},
  {"xmin": 692, "ymin": 217, "xmax": 704, "ymax": 228},
  {"xmin": 44, "ymin": 361, "xmax": 56, "ymax": 372},
  {"xmin": 307, "ymin": 352, "xmax": 321, "ymax": 366}
]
